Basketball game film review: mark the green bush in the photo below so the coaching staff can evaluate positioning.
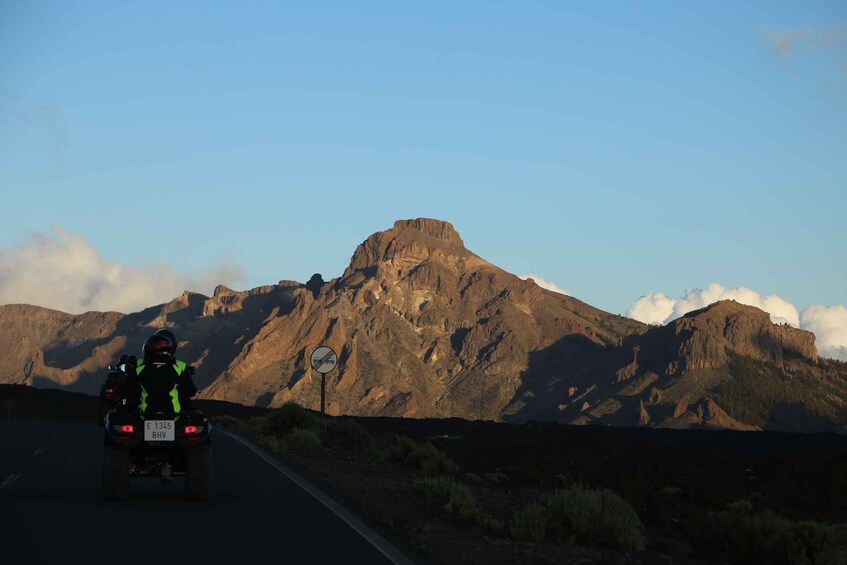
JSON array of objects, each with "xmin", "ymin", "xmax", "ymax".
[
  {"xmin": 689, "ymin": 507, "xmax": 847, "ymax": 565},
  {"xmin": 512, "ymin": 503, "xmax": 547, "ymax": 541},
  {"xmin": 324, "ymin": 419, "xmax": 375, "ymax": 454},
  {"xmin": 381, "ymin": 435, "xmax": 417, "ymax": 463},
  {"xmin": 479, "ymin": 513, "xmax": 506, "ymax": 535},
  {"xmin": 544, "ymin": 487, "xmax": 646, "ymax": 552},
  {"xmin": 211, "ymin": 415, "xmax": 244, "ymax": 429},
  {"xmin": 413, "ymin": 442, "xmax": 460, "ymax": 474},
  {"xmin": 247, "ymin": 416, "xmax": 269, "ymax": 434},
  {"xmin": 381, "ymin": 435, "xmax": 459, "ymax": 474},
  {"xmin": 413, "ymin": 476, "xmax": 503, "ymax": 534},
  {"xmin": 415, "ymin": 476, "xmax": 479, "ymax": 521},
  {"xmin": 266, "ymin": 402, "xmax": 325, "ymax": 436},
  {"xmin": 256, "ymin": 434, "xmax": 283, "ymax": 453},
  {"xmin": 284, "ymin": 427, "xmax": 323, "ymax": 450}
]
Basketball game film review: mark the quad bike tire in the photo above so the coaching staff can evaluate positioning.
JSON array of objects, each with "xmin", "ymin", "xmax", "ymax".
[
  {"xmin": 102, "ymin": 446, "xmax": 130, "ymax": 501},
  {"xmin": 185, "ymin": 445, "xmax": 212, "ymax": 502}
]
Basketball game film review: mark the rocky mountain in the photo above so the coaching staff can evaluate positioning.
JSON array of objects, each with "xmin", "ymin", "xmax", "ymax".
[
  {"xmin": 1, "ymin": 218, "xmax": 845, "ymax": 432},
  {"xmin": 512, "ymin": 298, "xmax": 846, "ymax": 432},
  {"xmin": 201, "ymin": 218, "xmax": 646, "ymax": 420}
]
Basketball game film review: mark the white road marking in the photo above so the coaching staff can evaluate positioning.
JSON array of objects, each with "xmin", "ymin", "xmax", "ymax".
[
  {"xmin": 218, "ymin": 428, "xmax": 414, "ymax": 565},
  {"xmin": 1, "ymin": 474, "xmax": 21, "ymax": 489},
  {"xmin": 33, "ymin": 447, "xmax": 47, "ymax": 457}
]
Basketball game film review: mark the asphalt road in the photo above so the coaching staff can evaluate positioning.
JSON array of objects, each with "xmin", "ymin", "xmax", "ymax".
[{"xmin": 0, "ymin": 420, "xmax": 403, "ymax": 565}]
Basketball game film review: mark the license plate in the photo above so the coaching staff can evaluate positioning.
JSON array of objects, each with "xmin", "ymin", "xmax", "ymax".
[{"xmin": 144, "ymin": 420, "xmax": 175, "ymax": 441}]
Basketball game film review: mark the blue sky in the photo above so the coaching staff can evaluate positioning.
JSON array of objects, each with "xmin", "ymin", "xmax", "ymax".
[{"xmin": 1, "ymin": 2, "xmax": 845, "ymax": 356}]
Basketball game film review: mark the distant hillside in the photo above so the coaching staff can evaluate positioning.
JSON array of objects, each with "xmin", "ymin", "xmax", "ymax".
[
  {"xmin": 507, "ymin": 299, "xmax": 847, "ymax": 433},
  {"xmin": 2, "ymin": 218, "xmax": 845, "ymax": 432}
]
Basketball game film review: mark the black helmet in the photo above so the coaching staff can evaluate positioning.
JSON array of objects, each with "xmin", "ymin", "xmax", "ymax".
[
  {"xmin": 153, "ymin": 328, "xmax": 178, "ymax": 353},
  {"xmin": 142, "ymin": 334, "xmax": 175, "ymax": 364}
]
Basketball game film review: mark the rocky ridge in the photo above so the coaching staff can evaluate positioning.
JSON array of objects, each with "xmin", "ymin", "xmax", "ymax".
[{"xmin": 1, "ymin": 218, "xmax": 844, "ymax": 432}]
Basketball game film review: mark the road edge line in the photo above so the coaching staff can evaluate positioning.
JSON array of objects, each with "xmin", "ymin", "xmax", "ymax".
[{"xmin": 218, "ymin": 428, "xmax": 417, "ymax": 565}]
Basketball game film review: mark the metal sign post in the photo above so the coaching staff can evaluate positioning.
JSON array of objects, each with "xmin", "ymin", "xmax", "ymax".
[{"xmin": 310, "ymin": 346, "xmax": 338, "ymax": 416}]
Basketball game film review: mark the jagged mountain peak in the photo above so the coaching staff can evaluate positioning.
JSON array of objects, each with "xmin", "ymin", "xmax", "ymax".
[{"xmin": 213, "ymin": 285, "xmax": 237, "ymax": 298}]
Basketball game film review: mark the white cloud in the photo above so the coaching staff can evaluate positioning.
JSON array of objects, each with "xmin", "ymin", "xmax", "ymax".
[
  {"xmin": 627, "ymin": 283, "xmax": 799, "ymax": 326},
  {"xmin": 627, "ymin": 283, "xmax": 847, "ymax": 361},
  {"xmin": 518, "ymin": 274, "xmax": 570, "ymax": 296},
  {"xmin": 626, "ymin": 292, "xmax": 676, "ymax": 325},
  {"xmin": 800, "ymin": 305, "xmax": 847, "ymax": 362},
  {"xmin": 0, "ymin": 227, "xmax": 244, "ymax": 314}
]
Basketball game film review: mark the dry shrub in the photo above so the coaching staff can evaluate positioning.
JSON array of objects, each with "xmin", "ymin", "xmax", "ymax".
[
  {"xmin": 544, "ymin": 486, "xmax": 646, "ymax": 552},
  {"xmin": 688, "ymin": 505, "xmax": 847, "ymax": 565},
  {"xmin": 324, "ymin": 419, "xmax": 375, "ymax": 454},
  {"xmin": 415, "ymin": 476, "xmax": 479, "ymax": 521},
  {"xmin": 211, "ymin": 415, "xmax": 244, "ymax": 429},
  {"xmin": 247, "ymin": 416, "xmax": 269, "ymax": 434},
  {"xmin": 285, "ymin": 427, "xmax": 323, "ymax": 450},
  {"xmin": 256, "ymin": 434, "xmax": 283, "ymax": 453},
  {"xmin": 382, "ymin": 435, "xmax": 459, "ymax": 474},
  {"xmin": 512, "ymin": 503, "xmax": 547, "ymax": 541},
  {"xmin": 266, "ymin": 402, "xmax": 325, "ymax": 436},
  {"xmin": 413, "ymin": 475, "xmax": 504, "ymax": 533}
]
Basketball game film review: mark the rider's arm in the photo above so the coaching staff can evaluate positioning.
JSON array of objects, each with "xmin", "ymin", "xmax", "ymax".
[
  {"xmin": 184, "ymin": 366, "xmax": 198, "ymax": 397},
  {"xmin": 122, "ymin": 364, "xmax": 141, "ymax": 410}
]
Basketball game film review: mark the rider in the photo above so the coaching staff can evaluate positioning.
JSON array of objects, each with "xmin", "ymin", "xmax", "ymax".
[
  {"xmin": 102, "ymin": 354, "xmax": 134, "ymax": 402},
  {"xmin": 152, "ymin": 328, "xmax": 197, "ymax": 378},
  {"xmin": 105, "ymin": 355, "xmax": 130, "ymax": 387},
  {"xmin": 123, "ymin": 332, "xmax": 198, "ymax": 416}
]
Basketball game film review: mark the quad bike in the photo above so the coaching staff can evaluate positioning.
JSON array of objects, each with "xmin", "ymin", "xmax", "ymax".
[{"xmin": 102, "ymin": 408, "xmax": 213, "ymax": 502}]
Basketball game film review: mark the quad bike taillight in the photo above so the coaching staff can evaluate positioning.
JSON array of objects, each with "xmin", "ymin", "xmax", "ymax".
[
  {"xmin": 184, "ymin": 424, "xmax": 206, "ymax": 441},
  {"xmin": 110, "ymin": 423, "xmax": 135, "ymax": 440}
]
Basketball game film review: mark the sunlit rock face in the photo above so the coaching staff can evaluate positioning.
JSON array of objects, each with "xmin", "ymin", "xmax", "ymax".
[{"xmin": 2, "ymin": 218, "xmax": 842, "ymax": 433}]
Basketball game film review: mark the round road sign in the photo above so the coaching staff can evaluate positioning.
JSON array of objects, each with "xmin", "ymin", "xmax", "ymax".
[{"xmin": 311, "ymin": 346, "xmax": 338, "ymax": 374}]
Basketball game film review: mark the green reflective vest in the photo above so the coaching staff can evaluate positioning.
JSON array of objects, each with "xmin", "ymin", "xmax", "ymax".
[{"xmin": 137, "ymin": 360, "xmax": 188, "ymax": 414}]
